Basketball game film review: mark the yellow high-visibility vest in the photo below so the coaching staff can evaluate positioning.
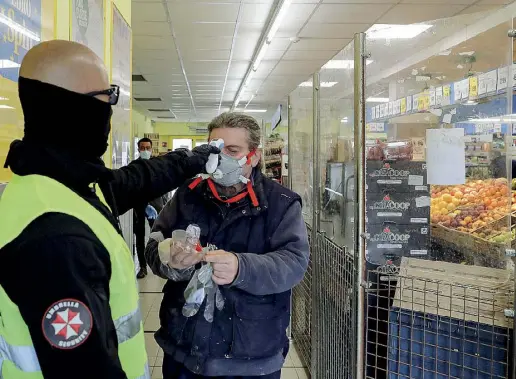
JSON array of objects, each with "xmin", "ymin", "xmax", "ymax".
[{"xmin": 0, "ymin": 174, "xmax": 149, "ymax": 379}]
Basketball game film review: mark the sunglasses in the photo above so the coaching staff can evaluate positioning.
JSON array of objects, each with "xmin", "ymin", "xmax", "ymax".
[{"xmin": 85, "ymin": 84, "xmax": 120, "ymax": 105}]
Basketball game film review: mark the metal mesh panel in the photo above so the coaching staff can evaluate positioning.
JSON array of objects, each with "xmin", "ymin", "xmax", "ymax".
[
  {"xmin": 312, "ymin": 232, "xmax": 357, "ymax": 379},
  {"xmin": 365, "ymin": 260, "xmax": 514, "ymax": 379},
  {"xmin": 292, "ymin": 224, "xmax": 313, "ymax": 372}
]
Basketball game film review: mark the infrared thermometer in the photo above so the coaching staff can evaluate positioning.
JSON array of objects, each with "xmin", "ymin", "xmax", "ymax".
[{"xmin": 206, "ymin": 139, "xmax": 224, "ymax": 175}]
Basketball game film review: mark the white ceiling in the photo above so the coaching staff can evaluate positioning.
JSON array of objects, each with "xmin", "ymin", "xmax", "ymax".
[{"xmin": 131, "ymin": 0, "xmax": 508, "ymax": 122}]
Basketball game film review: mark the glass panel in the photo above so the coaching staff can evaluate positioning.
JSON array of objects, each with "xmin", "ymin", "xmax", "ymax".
[
  {"xmin": 319, "ymin": 44, "xmax": 355, "ymax": 248},
  {"xmin": 363, "ymin": 10, "xmax": 514, "ymax": 379},
  {"xmin": 290, "ymin": 78, "xmax": 314, "ymax": 226}
]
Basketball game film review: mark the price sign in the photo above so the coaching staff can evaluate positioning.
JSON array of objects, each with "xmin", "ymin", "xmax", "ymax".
[
  {"xmin": 498, "ymin": 66, "xmax": 508, "ymax": 90},
  {"xmin": 469, "ymin": 76, "xmax": 478, "ymax": 98},
  {"xmin": 400, "ymin": 98, "xmax": 406, "ymax": 114},
  {"xmin": 412, "ymin": 95, "xmax": 419, "ymax": 111},
  {"xmin": 485, "ymin": 70, "xmax": 497, "ymax": 93},
  {"xmin": 453, "ymin": 82, "xmax": 462, "ymax": 102},
  {"xmin": 478, "ymin": 73, "xmax": 487, "ymax": 96},
  {"xmin": 435, "ymin": 87, "xmax": 443, "ymax": 106},
  {"xmin": 442, "ymin": 85, "xmax": 451, "ymax": 105},
  {"xmin": 460, "ymin": 78, "xmax": 470, "ymax": 100},
  {"xmin": 406, "ymin": 96, "xmax": 412, "ymax": 112},
  {"xmin": 429, "ymin": 89, "xmax": 436, "ymax": 107}
]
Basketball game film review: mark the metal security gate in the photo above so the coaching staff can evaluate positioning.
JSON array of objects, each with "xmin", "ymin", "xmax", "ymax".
[
  {"xmin": 312, "ymin": 232, "xmax": 357, "ymax": 379},
  {"xmin": 292, "ymin": 224, "xmax": 314, "ymax": 371}
]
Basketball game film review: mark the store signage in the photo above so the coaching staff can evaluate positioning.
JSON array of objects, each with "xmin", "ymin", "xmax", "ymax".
[
  {"xmin": 271, "ymin": 104, "xmax": 282, "ymax": 130},
  {"xmin": 497, "ymin": 66, "xmax": 508, "ymax": 90},
  {"xmin": 0, "ymin": 0, "xmax": 42, "ymax": 83}
]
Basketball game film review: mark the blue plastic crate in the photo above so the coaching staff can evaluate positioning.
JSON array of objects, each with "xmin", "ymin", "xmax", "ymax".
[{"xmin": 388, "ymin": 308, "xmax": 509, "ymax": 379}]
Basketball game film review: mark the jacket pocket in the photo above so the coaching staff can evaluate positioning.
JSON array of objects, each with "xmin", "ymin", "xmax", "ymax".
[
  {"xmin": 160, "ymin": 291, "xmax": 189, "ymax": 345},
  {"xmin": 231, "ymin": 298, "xmax": 288, "ymax": 359}
]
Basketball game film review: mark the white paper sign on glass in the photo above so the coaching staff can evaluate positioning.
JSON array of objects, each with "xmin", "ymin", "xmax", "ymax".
[{"xmin": 426, "ymin": 128, "xmax": 465, "ymax": 185}]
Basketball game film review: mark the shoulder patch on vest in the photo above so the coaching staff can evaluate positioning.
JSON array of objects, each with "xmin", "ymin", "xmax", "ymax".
[{"xmin": 42, "ymin": 299, "xmax": 93, "ymax": 350}]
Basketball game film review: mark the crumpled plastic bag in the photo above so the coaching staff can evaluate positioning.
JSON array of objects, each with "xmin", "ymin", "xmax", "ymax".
[{"xmin": 182, "ymin": 244, "xmax": 225, "ymax": 322}]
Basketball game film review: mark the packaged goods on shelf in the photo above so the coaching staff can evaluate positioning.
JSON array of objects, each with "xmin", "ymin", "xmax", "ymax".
[{"xmin": 366, "ymin": 140, "xmax": 413, "ymax": 161}]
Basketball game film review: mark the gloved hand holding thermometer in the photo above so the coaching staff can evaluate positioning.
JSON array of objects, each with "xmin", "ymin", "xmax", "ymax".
[{"xmin": 205, "ymin": 139, "xmax": 224, "ymax": 178}]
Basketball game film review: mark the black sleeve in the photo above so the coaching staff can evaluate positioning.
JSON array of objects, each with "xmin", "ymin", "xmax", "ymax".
[
  {"xmin": 0, "ymin": 233, "xmax": 126, "ymax": 379},
  {"xmin": 108, "ymin": 151, "xmax": 207, "ymax": 215}
]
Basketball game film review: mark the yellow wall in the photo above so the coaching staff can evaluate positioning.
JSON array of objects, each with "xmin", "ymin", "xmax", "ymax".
[
  {"xmin": 0, "ymin": 0, "xmax": 131, "ymax": 181},
  {"xmin": 153, "ymin": 122, "xmax": 209, "ymax": 152},
  {"xmin": 132, "ymin": 108, "xmax": 153, "ymax": 138}
]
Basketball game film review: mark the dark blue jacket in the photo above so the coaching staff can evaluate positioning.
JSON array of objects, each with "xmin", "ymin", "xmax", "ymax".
[{"xmin": 145, "ymin": 171, "xmax": 309, "ymax": 376}]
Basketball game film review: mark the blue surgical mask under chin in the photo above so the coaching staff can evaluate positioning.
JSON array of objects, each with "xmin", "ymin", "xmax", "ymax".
[{"xmin": 140, "ymin": 150, "xmax": 152, "ymax": 160}]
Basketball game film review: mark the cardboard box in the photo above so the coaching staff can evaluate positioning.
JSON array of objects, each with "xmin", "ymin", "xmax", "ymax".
[
  {"xmin": 365, "ymin": 224, "xmax": 430, "ymax": 266},
  {"xmin": 366, "ymin": 191, "xmax": 430, "ymax": 224},
  {"xmin": 366, "ymin": 160, "xmax": 428, "ymax": 193}
]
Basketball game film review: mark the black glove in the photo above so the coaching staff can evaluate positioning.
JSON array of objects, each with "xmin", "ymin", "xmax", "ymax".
[
  {"xmin": 192, "ymin": 143, "xmax": 220, "ymax": 157},
  {"xmin": 175, "ymin": 144, "xmax": 220, "ymax": 176}
]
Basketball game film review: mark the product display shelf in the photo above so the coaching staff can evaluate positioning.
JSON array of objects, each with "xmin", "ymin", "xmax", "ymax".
[
  {"xmin": 264, "ymin": 137, "xmax": 284, "ymax": 184},
  {"xmin": 144, "ymin": 133, "xmax": 160, "ymax": 157}
]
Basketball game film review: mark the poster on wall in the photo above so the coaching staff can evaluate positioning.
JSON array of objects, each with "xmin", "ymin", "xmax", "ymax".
[
  {"xmin": 71, "ymin": 0, "xmax": 104, "ymax": 60},
  {"xmin": 110, "ymin": 6, "xmax": 131, "ymax": 169},
  {"xmin": 0, "ymin": 0, "xmax": 42, "ymax": 82}
]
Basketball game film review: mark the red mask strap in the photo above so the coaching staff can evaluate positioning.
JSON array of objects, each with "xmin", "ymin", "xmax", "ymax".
[
  {"xmin": 207, "ymin": 179, "xmax": 249, "ymax": 204},
  {"xmin": 246, "ymin": 150, "xmax": 256, "ymax": 165},
  {"xmin": 188, "ymin": 176, "xmax": 204, "ymax": 190},
  {"xmin": 247, "ymin": 181, "xmax": 259, "ymax": 207}
]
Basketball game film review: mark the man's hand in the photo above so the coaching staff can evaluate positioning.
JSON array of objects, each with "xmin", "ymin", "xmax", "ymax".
[
  {"xmin": 204, "ymin": 250, "xmax": 239, "ymax": 285},
  {"xmin": 167, "ymin": 240, "xmax": 203, "ymax": 270}
]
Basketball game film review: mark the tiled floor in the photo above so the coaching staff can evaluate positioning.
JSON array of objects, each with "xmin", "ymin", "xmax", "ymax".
[{"xmin": 139, "ymin": 274, "xmax": 309, "ymax": 379}]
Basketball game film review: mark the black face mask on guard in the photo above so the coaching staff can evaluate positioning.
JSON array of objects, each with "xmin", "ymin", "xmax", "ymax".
[{"xmin": 18, "ymin": 76, "xmax": 113, "ymax": 161}]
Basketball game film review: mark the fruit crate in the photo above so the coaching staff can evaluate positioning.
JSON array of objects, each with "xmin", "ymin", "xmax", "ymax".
[{"xmin": 431, "ymin": 224, "xmax": 509, "ymax": 269}]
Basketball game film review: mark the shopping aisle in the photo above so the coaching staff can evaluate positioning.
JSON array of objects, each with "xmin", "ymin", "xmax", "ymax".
[{"xmin": 139, "ymin": 274, "xmax": 309, "ymax": 379}]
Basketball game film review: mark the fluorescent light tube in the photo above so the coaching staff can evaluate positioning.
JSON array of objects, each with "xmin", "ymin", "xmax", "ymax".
[
  {"xmin": 367, "ymin": 24, "xmax": 432, "ymax": 40},
  {"xmin": 253, "ymin": 43, "xmax": 269, "ymax": 71},
  {"xmin": 366, "ymin": 97, "xmax": 389, "ymax": 103},
  {"xmin": 0, "ymin": 105, "xmax": 14, "ymax": 109},
  {"xmin": 266, "ymin": 0, "xmax": 292, "ymax": 42},
  {"xmin": 299, "ymin": 81, "xmax": 338, "ymax": 88},
  {"xmin": 240, "ymin": 109, "xmax": 267, "ymax": 113},
  {"xmin": 323, "ymin": 60, "xmax": 373, "ymax": 69},
  {"xmin": 0, "ymin": 13, "xmax": 40, "ymax": 41}
]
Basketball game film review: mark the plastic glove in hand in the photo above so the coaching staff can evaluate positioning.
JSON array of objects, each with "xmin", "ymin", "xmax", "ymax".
[{"xmin": 145, "ymin": 205, "xmax": 158, "ymax": 220}]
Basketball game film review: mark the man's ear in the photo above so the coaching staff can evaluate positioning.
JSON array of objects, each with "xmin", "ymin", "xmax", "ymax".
[{"xmin": 251, "ymin": 150, "xmax": 262, "ymax": 168}]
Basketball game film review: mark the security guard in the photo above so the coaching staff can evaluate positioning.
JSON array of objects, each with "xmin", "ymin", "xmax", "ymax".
[{"xmin": 0, "ymin": 40, "xmax": 218, "ymax": 379}]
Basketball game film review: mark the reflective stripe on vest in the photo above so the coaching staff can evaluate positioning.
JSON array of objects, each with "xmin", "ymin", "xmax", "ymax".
[
  {"xmin": 0, "ymin": 310, "xmax": 148, "ymax": 377},
  {"xmin": 0, "ymin": 336, "xmax": 40, "ymax": 373},
  {"xmin": 114, "ymin": 308, "xmax": 142, "ymax": 344}
]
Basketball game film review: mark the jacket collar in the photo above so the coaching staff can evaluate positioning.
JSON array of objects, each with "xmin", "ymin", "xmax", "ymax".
[{"xmin": 190, "ymin": 169, "xmax": 269, "ymax": 214}]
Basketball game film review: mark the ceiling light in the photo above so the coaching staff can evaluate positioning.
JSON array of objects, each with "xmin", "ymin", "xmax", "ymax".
[
  {"xmin": 341, "ymin": 117, "xmax": 349, "ymax": 123},
  {"xmin": 366, "ymin": 97, "xmax": 389, "ymax": 103},
  {"xmin": 323, "ymin": 60, "xmax": 373, "ymax": 69},
  {"xmin": 266, "ymin": 0, "xmax": 292, "ymax": 43},
  {"xmin": 0, "ymin": 97, "xmax": 8, "ymax": 100},
  {"xmin": 367, "ymin": 24, "xmax": 432, "ymax": 40},
  {"xmin": 0, "ymin": 13, "xmax": 40, "ymax": 41},
  {"xmin": 0, "ymin": 105, "xmax": 14, "ymax": 109},
  {"xmin": 253, "ymin": 43, "xmax": 269, "ymax": 71},
  {"xmin": 299, "ymin": 81, "xmax": 338, "ymax": 88},
  {"xmin": 239, "ymin": 109, "xmax": 267, "ymax": 113},
  {"xmin": 0, "ymin": 60, "xmax": 20, "ymax": 69}
]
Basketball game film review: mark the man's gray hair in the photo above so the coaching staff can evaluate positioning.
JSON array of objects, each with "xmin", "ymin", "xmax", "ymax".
[{"xmin": 208, "ymin": 112, "xmax": 261, "ymax": 150}]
